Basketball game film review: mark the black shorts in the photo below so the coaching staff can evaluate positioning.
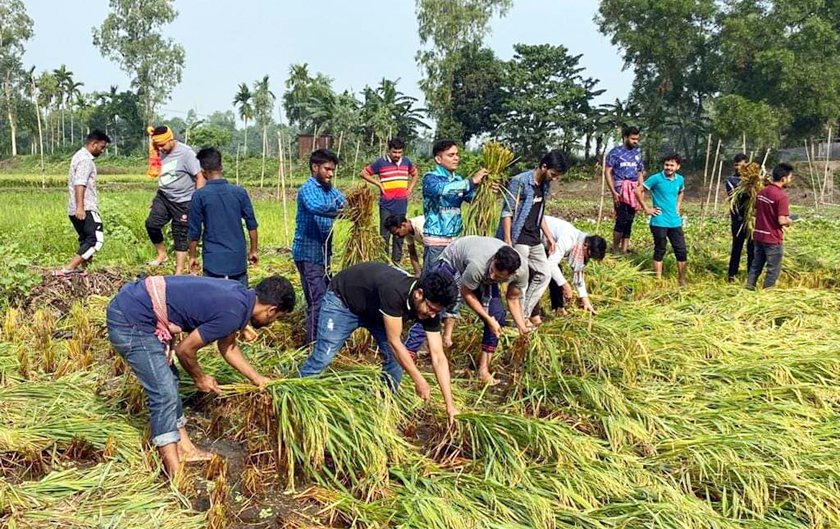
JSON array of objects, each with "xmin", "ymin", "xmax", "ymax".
[
  {"xmin": 145, "ymin": 192, "xmax": 190, "ymax": 251},
  {"xmin": 69, "ymin": 211, "xmax": 104, "ymax": 260},
  {"xmin": 651, "ymin": 226, "xmax": 687, "ymax": 262},
  {"xmin": 614, "ymin": 202, "xmax": 637, "ymax": 237}
]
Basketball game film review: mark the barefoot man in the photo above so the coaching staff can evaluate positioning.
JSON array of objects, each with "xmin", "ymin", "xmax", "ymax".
[{"xmin": 106, "ymin": 275, "xmax": 295, "ymax": 478}]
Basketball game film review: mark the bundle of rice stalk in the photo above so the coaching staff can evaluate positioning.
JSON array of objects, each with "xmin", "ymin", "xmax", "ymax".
[
  {"xmin": 463, "ymin": 141, "xmax": 514, "ymax": 237},
  {"xmin": 340, "ymin": 186, "xmax": 388, "ymax": 269},
  {"xmin": 220, "ymin": 370, "xmax": 413, "ymax": 496},
  {"xmin": 730, "ymin": 161, "xmax": 763, "ymax": 236}
]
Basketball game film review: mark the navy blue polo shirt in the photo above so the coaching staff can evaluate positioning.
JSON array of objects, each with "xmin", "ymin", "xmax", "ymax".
[
  {"xmin": 187, "ymin": 179, "xmax": 258, "ymax": 276},
  {"xmin": 113, "ymin": 276, "xmax": 256, "ymax": 344}
]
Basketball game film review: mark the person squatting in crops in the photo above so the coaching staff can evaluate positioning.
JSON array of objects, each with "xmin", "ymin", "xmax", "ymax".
[
  {"xmin": 529, "ymin": 216, "xmax": 607, "ymax": 322},
  {"xmin": 53, "ymin": 130, "xmax": 111, "ymax": 277},
  {"xmin": 106, "ymin": 275, "xmax": 295, "ymax": 478},
  {"xmin": 360, "ymin": 137, "xmax": 419, "ymax": 265},
  {"xmin": 145, "ymin": 125, "xmax": 206, "ymax": 274},
  {"xmin": 497, "ymin": 150, "xmax": 568, "ymax": 325},
  {"xmin": 605, "ymin": 126, "xmax": 646, "ymax": 254},
  {"xmin": 726, "ymin": 153, "xmax": 754, "ymax": 283},
  {"xmin": 297, "ymin": 263, "xmax": 461, "ymax": 422},
  {"xmin": 405, "ymin": 237, "xmax": 531, "ymax": 386},
  {"xmin": 384, "ymin": 214, "xmax": 426, "ymax": 277},
  {"xmin": 635, "ymin": 153, "xmax": 688, "ymax": 286},
  {"xmin": 747, "ymin": 163, "xmax": 794, "ymax": 290},
  {"xmin": 422, "ymin": 139, "xmax": 491, "ymax": 346},
  {"xmin": 187, "ymin": 147, "xmax": 259, "ymax": 288},
  {"xmin": 293, "ymin": 149, "xmax": 347, "ymax": 345}
]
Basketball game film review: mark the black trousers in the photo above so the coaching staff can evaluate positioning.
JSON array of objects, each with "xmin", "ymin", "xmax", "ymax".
[
  {"xmin": 69, "ymin": 211, "xmax": 104, "ymax": 260},
  {"xmin": 651, "ymin": 226, "xmax": 687, "ymax": 262},
  {"xmin": 728, "ymin": 215, "xmax": 754, "ymax": 280},
  {"xmin": 614, "ymin": 202, "xmax": 636, "ymax": 238},
  {"xmin": 145, "ymin": 191, "xmax": 190, "ymax": 252}
]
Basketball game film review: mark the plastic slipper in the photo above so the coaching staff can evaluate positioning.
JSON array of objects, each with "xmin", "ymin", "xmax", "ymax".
[
  {"xmin": 51, "ymin": 269, "xmax": 84, "ymax": 277},
  {"xmin": 146, "ymin": 259, "xmax": 166, "ymax": 267}
]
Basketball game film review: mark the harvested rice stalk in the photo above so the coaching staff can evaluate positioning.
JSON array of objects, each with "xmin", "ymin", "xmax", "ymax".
[
  {"xmin": 339, "ymin": 186, "xmax": 388, "ymax": 268},
  {"xmin": 463, "ymin": 141, "xmax": 514, "ymax": 236},
  {"xmin": 730, "ymin": 161, "xmax": 763, "ymax": 236}
]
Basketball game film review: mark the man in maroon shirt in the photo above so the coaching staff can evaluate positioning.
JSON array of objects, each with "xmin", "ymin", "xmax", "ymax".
[{"xmin": 747, "ymin": 163, "xmax": 794, "ymax": 290}]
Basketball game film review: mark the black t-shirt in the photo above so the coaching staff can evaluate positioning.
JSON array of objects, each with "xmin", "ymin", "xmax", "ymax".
[
  {"xmin": 516, "ymin": 185, "xmax": 544, "ymax": 245},
  {"xmin": 331, "ymin": 262, "xmax": 441, "ymax": 332}
]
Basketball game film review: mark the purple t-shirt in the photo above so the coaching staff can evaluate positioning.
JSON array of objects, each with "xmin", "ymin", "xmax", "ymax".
[
  {"xmin": 606, "ymin": 145, "xmax": 644, "ymax": 191},
  {"xmin": 113, "ymin": 276, "xmax": 256, "ymax": 344}
]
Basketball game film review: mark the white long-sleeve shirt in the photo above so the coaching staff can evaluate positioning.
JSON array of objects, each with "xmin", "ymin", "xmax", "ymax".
[{"xmin": 543, "ymin": 216, "xmax": 589, "ymax": 298}]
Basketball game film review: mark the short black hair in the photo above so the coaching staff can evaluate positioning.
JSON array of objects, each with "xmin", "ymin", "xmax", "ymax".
[
  {"xmin": 432, "ymin": 140, "xmax": 458, "ymax": 157},
  {"xmin": 771, "ymin": 162, "xmax": 794, "ymax": 182},
  {"xmin": 585, "ymin": 235, "xmax": 607, "ymax": 261},
  {"xmin": 418, "ymin": 270, "xmax": 458, "ymax": 310},
  {"xmin": 254, "ymin": 276, "xmax": 295, "ymax": 312},
  {"xmin": 539, "ymin": 150, "xmax": 570, "ymax": 173},
  {"xmin": 663, "ymin": 153, "xmax": 682, "ymax": 165},
  {"xmin": 197, "ymin": 147, "xmax": 223, "ymax": 172},
  {"xmin": 86, "ymin": 130, "xmax": 111, "ymax": 144},
  {"xmin": 492, "ymin": 246, "xmax": 521, "ymax": 275},
  {"xmin": 310, "ymin": 149, "xmax": 339, "ymax": 170},
  {"xmin": 152, "ymin": 125, "xmax": 169, "ymax": 136},
  {"xmin": 384, "ymin": 214, "xmax": 407, "ymax": 231},
  {"xmin": 387, "ymin": 138, "xmax": 406, "ymax": 150},
  {"xmin": 733, "ymin": 153, "xmax": 748, "ymax": 164},
  {"xmin": 622, "ymin": 126, "xmax": 641, "ymax": 137}
]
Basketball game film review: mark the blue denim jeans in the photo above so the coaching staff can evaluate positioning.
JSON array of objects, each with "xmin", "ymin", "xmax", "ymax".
[
  {"xmin": 107, "ymin": 299, "xmax": 186, "ymax": 447},
  {"xmin": 296, "ymin": 260, "xmax": 330, "ymax": 345},
  {"xmin": 746, "ymin": 243, "xmax": 783, "ymax": 289},
  {"xmin": 422, "ymin": 244, "xmax": 447, "ymax": 275},
  {"xmin": 297, "ymin": 289, "xmax": 403, "ymax": 391}
]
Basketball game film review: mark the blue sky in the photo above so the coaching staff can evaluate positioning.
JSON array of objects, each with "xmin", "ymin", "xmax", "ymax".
[{"xmin": 22, "ymin": 0, "xmax": 632, "ymax": 122}]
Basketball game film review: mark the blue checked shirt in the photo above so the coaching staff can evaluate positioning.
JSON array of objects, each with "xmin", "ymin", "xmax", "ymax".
[
  {"xmin": 292, "ymin": 176, "xmax": 347, "ymax": 265},
  {"xmin": 495, "ymin": 170, "xmax": 549, "ymax": 244}
]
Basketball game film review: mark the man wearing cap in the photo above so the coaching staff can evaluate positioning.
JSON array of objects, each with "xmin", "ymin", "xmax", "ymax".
[{"xmin": 145, "ymin": 125, "xmax": 206, "ymax": 274}]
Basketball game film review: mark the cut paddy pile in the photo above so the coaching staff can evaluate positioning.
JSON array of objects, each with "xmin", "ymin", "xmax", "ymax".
[{"xmin": 1, "ymin": 206, "xmax": 839, "ymax": 528}]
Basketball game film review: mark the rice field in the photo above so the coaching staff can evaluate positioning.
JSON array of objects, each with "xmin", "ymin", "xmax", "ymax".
[{"xmin": 1, "ymin": 171, "xmax": 840, "ymax": 528}]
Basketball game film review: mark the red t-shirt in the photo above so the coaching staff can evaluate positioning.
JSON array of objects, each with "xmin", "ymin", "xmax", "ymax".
[{"xmin": 753, "ymin": 184, "xmax": 790, "ymax": 245}]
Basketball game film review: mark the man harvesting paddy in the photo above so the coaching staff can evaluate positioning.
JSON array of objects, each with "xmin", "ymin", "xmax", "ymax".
[
  {"xmin": 747, "ymin": 163, "xmax": 794, "ymax": 290},
  {"xmin": 106, "ymin": 274, "xmax": 295, "ymax": 478},
  {"xmin": 297, "ymin": 263, "xmax": 461, "ymax": 422}
]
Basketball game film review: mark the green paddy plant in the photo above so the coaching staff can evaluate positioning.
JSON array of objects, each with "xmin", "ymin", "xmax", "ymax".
[{"xmin": 463, "ymin": 142, "xmax": 514, "ymax": 237}]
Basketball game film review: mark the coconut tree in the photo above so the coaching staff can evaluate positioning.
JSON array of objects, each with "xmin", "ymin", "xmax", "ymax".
[
  {"xmin": 233, "ymin": 82, "xmax": 254, "ymax": 156},
  {"xmin": 252, "ymin": 75, "xmax": 276, "ymax": 186}
]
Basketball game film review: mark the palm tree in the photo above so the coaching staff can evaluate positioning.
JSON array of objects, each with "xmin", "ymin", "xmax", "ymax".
[
  {"xmin": 52, "ymin": 65, "xmax": 73, "ymax": 147},
  {"xmin": 362, "ymin": 78, "xmax": 429, "ymax": 146},
  {"xmin": 233, "ymin": 83, "xmax": 254, "ymax": 156},
  {"xmin": 283, "ymin": 63, "xmax": 311, "ymax": 130},
  {"xmin": 252, "ymin": 75, "xmax": 276, "ymax": 186},
  {"xmin": 66, "ymin": 80, "xmax": 84, "ymax": 145}
]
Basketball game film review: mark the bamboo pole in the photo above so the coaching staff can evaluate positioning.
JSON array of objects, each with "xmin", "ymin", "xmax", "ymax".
[
  {"xmin": 742, "ymin": 132, "xmax": 747, "ymax": 155},
  {"xmin": 287, "ymin": 134, "xmax": 294, "ymax": 185},
  {"xmin": 713, "ymin": 159, "xmax": 724, "ymax": 214},
  {"xmin": 702, "ymin": 133, "xmax": 712, "ymax": 188},
  {"xmin": 235, "ymin": 144, "xmax": 240, "ymax": 186},
  {"xmin": 804, "ymin": 138, "xmax": 820, "ymax": 209},
  {"xmin": 278, "ymin": 134, "xmax": 290, "ymax": 245},
  {"xmin": 596, "ymin": 141, "xmax": 609, "ymax": 232},
  {"xmin": 335, "ymin": 131, "xmax": 344, "ymax": 180},
  {"xmin": 822, "ymin": 127, "xmax": 832, "ymax": 202},
  {"xmin": 760, "ymin": 148, "xmax": 771, "ymax": 175},
  {"xmin": 352, "ymin": 137, "xmax": 361, "ymax": 179},
  {"xmin": 703, "ymin": 139, "xmax": 721, "ymax": 219}
]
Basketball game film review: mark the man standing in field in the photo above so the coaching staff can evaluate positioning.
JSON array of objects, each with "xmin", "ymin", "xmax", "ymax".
[
  {"xmin": 106, "ymin": 275, "xmax": 295, "ymax": 478},
  {"xmin": 384, "ymin": 214, "xmax": 425, "ymax": 277},
  {"xmin": 405, "ymin": 236, "xmax": 531, "ymax": 386},
  {"xmin": 747, "ymin": 163, "xmax": 794, "ymax": 290},
  {"xmin": 187, "ymin": 147, "xmax": 258, "ymax": 288},
  {"xmin": 145, "ymin": 126, "xmax": 205, "ymax": 274},
  {"xmin": 726, "ymin": 153, "xmax": 753, "ymax": 282},
  {"xmin": 360, "ymin": 138, "xmax": 419, "ymax": 264},
  {"xmin": 530, "ymin": 216, "xmax": 607, "ymax": 321},
  {"xmin": 53, "ymin": 130, "xmax": 111, "ymax": 277},
  {"xmin": 497, "ymin": 150, "xmax": 567, "ymax": 319},
  {"xmin": 293, "ymin": 149, "xmax": 347, "ymax": 345},
  {"xmin": 635, "ymin": 153, "xmax": 687, "ymax": 285},
  {"xmin": 297, "ymin": 263, "xmax": 460, "ymax": 422},
  {"xmin": 605, "ymin": 126, "xmax": 645, "ymax": 253},
  {"xmin": 422, "ymin": 140, "xmax": 489, "ymax": 270}
]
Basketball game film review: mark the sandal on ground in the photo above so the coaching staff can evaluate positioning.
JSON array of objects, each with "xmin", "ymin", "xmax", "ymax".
[
  {"xmin": 146, "ymin": 259, "xmax": 167, "ymax": 267},
  {"xmin": 51, "ymin": 269, "xmax": 84, "ymax": 277}
]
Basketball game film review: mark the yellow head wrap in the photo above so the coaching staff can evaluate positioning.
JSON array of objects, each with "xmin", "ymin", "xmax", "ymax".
[{"xmin": 147, "ymin": 126, "xmax": 174, "ymax": 147}]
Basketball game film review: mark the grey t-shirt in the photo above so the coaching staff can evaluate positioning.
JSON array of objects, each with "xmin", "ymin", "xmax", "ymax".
[
  {"xmin": 440, "ymin": 236, "xmax": 528, "ymax": 292},
  {"xmin": 158, "ymin": 142, "xmax": 201, "ymax": 203},
  {"xmin": 68, "ymin": 148, "xmax": 98, "ymax": 214}
]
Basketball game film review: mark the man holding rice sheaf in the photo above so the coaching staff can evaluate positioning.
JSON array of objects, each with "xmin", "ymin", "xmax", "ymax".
[{"xmin": 106, "ymin": 275, "xmax": 295, "ymax": 478}]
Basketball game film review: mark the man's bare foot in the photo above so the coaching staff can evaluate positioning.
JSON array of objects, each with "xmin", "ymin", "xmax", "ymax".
[
  {"xmin": 179, "ymin": 446, "xmax": 215, "ymax": 463},
  {"xmin": 443, "ymin": 335, "xmax": 453, "ymax": 348},
  {"xmin": 529, "ymin": 315, "xmax": 542, "ymax": 327},
  {"xmin": 478, "ymin": 370, "xmax": 498, "ymax": 386},
  {"xmin": 147, "ymin": 256, "xmax": 168, "ymax": 267}
]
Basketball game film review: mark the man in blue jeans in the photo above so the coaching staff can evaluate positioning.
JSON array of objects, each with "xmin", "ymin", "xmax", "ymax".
[
  {"xmin": 635, "ymin": 153, "xmax": 687, "ymax": 285},
  {"xmin": 292, "ymin": 149, "xmax": 346, "ymax": 345},
  {"xmin": 297, "ymin": 262, "xmax": 460, "ymax": 422},
  {"xmin": 107, "ymin": 275, "xmax": 295, "ymax": 478},
  {"xmin": 187, "ymin": 147, "xmax": 259, "ymax": 287},
  {"xmin": 747, "ymin": 163, "xmax": 794, "ymax": 290}
]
